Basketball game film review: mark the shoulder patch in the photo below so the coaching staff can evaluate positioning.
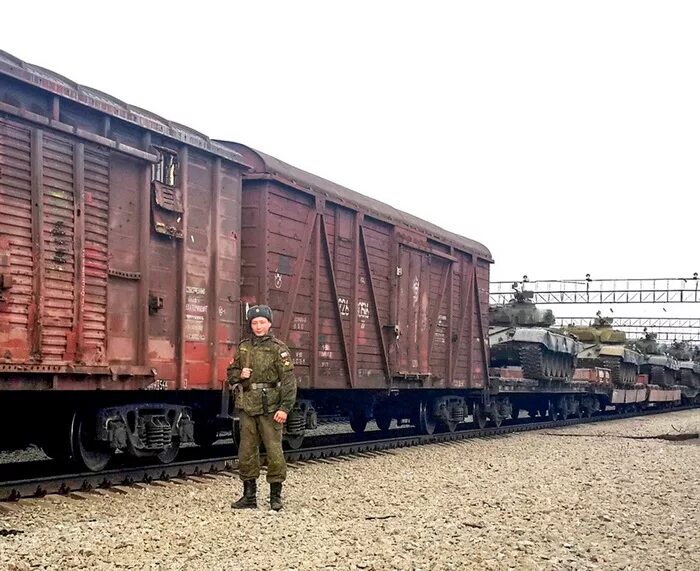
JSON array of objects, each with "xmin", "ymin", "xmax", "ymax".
[{"xmin": 280, "ymin": 350, "xmax": 290, "ymax": 359}]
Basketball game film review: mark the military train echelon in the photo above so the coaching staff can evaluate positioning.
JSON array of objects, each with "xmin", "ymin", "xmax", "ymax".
[{"xmin": 0, "ymin": 51, "xmax": 697, "ymax": 472}]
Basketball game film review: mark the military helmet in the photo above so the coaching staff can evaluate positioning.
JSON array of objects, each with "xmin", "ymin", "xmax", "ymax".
[{"xmin": 246, "ymin": 304, "xmax": 273, "ymax": 324}]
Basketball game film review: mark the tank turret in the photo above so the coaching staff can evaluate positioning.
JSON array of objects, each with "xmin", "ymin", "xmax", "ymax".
[
  {"xmin": 489, "ymin": 284, "xmax": 581, "ymax": 381},
  {"xmin": 630, "ymin": 329, "xmax": 662, "ymax": 356},
  {"xmin": 665, "ymin": 340, "xmax": 693, "ymax": 362},
  {"xmin": 489, "ymin": 288, "xmax": 555, "ymax": 328}
]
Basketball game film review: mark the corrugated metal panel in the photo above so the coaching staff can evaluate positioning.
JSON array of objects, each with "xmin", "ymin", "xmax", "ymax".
[
  {"xmin": 0, "ymin": 119, "xmax": 33, "ymax": 359},
  {"xmin": 106, "ymin": 154, "xmax": 142, "ymax": 364},
  {"xmin": 183, "ymin": 149, "xmax": 213, "ymax": 386},
  {"xmin": 214, "ymin": 162, "xmax": 242, "ymax": 383},
  {"xmin": 41, "ymin": 133, "xmax": 75, "ymax": 359},
  {"xmin": 395, "ymin": 246, "xmax": 432, "ymax": 375},
  {"xmin": 452, "ymin": 261, "xmax": 471, "ymax": 383},
  {"xmin": 361, "ymin": 220, "xmax": 392, "ymax": 325},
  {"xmin": 428, "ymin": 257, "xmax": 450, "ymax": 382},
  {"xmin": 243, "ymin": 177, "xmax": 492, "ymax": 390},
  {"xmin": 83, "ymin": 147, "xmax": 109, "ymax": 362}
]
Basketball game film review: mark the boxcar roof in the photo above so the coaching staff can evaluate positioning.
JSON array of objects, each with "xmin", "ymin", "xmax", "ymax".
[
  {"xmin": 0, "ymin": 50, "xmax": 491, "ymax": 261},
  {"xmin": 218, "ymin": 142, "xmax": 493, "ymax": 261},
  {"xmin": 0, "ymin": 50, "xmax": 246, "ymax": 166}
]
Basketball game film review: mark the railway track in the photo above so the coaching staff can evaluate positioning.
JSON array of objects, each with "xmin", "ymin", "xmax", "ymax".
[{"xmin": 1, "ymin": 405, "xmax": 695, "ymax": 502}]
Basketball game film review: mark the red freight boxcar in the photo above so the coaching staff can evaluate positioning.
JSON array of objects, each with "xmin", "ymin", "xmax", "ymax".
[
  {"xmin": 220, "ymin": 143, "xmax": 493, "ymax": 438},
  {"xmin": 0, "ymin": 51, "xmax": 248, "ymax": 469},
  {"xmin": 0, "ymin": 50, "xmax": 493, "ymax": 469}
]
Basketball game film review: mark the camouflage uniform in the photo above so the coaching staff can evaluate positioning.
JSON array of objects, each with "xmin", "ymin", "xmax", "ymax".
[{"xmin": 227, "ymin": 334, "xmax": 297, "ymax": 483}]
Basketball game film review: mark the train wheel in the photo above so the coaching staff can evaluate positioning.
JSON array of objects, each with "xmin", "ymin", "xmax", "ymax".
[
  {"xmin": 473, "ymin": 404, "xmax": 488, "ymax": 429},
  {"xmin": 70, "ymin": 412, "xmax": 113, "ymax": 472},
  {"xmin": 375, "ymin": 411, "xmax": 392, "ymax": 433},
  {"xmin": 349, "ymin": 409, "xmax": 368, "ymax": 434},
  {"xmin": 42, "ymin": 439, "xmax": 72, "ymax": 464},
  {"xmin": 43, "ymin": 439, "xmax": 73, "ymax": 464},
  {"xmin": 374, "ymin": 402, "xmax": 393, "ymax": 433},
  {"xmin": 157, "ymin": 442, "xmax": 180, "ymax": 464},
  {"xmin": 418, "ymin": 401, "xmax": 436, "ymax": 435},
  {"xmin": 558, "ymin": 402, "xmax": 569, "ymax": 420},
  {"xmin": 41, "ymin": 412, "xmax": 74, "ymax": 463},
  {"xmin": 491, "ymin": 413, "xmax": 503, "ymax": 428},
  {"xmin": 285, "ymin": 434, "xmax": 305, "ymax": 449},
  {"xmin": 441, "ymin": 416, "xmax": 459, "ymax": 433},
  {"xmin": 194, "ymin": 422, "xmax": 218, "ymax": 448}
]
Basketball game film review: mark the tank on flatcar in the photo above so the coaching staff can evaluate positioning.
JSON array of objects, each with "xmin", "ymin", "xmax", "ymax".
[
  {"xmin": 665, "ymin": 341, "xmax": 700, "ymax": 403},
  {"xmin": 628, "ymin": 330, "xmax": 679, "ymax": 387},
  {"xmin": 562, "ymin": 312, "xmax": 642, "ymax": 386},
  {"xmin": 488, "ymin": 285, "xmax": 581, "ymax": 381}
]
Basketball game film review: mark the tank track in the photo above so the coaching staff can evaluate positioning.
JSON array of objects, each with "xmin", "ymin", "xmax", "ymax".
[
  {"xmin": 599, "ymin": 357, "xmax": 621, "ymax": 384},
  {"xmin": 600, "ymin": 357, "xmax": 637, "ymax": 386},
  {"xmin": 520, "ymin": 344, "xmax": 574, "ymax": 381},
  {"xmin": 520, "ymin": 344, "xmax": 545, "ymax": 380}
]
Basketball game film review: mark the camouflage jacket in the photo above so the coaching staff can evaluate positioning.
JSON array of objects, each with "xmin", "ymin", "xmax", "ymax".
[{"xmin": 227, "ymin": 335, "xmax": 297, "ymax": 416}]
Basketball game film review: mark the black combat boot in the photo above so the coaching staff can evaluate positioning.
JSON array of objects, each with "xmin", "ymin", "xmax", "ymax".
[
  {"xmin": 231, "ymin": 479, "xmax": 257, "ymax": 509},
  {"xmin": 270, "ymin": 482, "xmax": 283, "ymax": 511}
]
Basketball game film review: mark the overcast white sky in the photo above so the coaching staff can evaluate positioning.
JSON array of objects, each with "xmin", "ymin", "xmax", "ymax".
[{"xmin": 3, "ymin": 1, "xmax": 699, "ymax": 324}]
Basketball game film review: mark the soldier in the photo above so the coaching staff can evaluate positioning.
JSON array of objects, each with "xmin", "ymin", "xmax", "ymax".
[{"xmin": 227, "ymin": 305, "xmax": 297, "ymax": 510}]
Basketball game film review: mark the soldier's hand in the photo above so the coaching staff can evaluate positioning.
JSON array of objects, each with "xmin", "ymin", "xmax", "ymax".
[
  {"xmin": 240, "ymin": 368, "xmax": 252, "ymax": 379},
  {"xmin": 273, "ymin": 410, "xmax": 288, "ymax": 424}
]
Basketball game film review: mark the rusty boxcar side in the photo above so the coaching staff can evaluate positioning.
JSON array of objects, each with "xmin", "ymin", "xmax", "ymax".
[
  {"xmin": 218, "ymin": 142, "xmax": 493, "ymax": 437},
  {"xmin": 0, "ymin": 51, "xmax": 247, "ymax": 466}
]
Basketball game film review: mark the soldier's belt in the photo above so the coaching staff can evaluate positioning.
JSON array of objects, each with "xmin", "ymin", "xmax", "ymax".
[{"xmin": 246, "ymin": 382, "xmax": 281, "ymax": 391}]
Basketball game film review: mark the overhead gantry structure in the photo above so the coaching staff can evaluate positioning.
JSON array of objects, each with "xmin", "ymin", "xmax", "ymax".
[
  {"xmin": 489, "ymin": 274, "xmax": 700, "ymax": 305},
  {"xmin": 490, "ymin": 274, "xmax": 700, "ymax": 344}
]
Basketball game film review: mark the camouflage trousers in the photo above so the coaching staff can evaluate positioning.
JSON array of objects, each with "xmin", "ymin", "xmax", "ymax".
[{"xmin": 237, "ymin": 410, "xmax": 287, "ymax": 483}]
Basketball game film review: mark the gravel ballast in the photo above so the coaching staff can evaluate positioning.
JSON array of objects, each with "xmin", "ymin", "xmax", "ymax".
[{"xmin": 1, "ymin": 410, "xmax": 698, "ymax": 570}]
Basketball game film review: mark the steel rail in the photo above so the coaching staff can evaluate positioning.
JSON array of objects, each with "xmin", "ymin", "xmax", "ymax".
[{"xmin": 1, "ymin": 405, "xmax": 696, "ymax": 502}]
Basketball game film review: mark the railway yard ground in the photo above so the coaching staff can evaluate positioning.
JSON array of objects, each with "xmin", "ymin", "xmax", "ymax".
[{"xmin": 0, "ymin": 410, "xmax": 698, "ymax": 571}]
